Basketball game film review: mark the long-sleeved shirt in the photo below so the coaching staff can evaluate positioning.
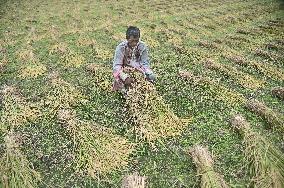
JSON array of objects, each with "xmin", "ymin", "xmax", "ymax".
[{"xmin": 112, "ymin": 40, "xmax": 153, "ymax": 80}]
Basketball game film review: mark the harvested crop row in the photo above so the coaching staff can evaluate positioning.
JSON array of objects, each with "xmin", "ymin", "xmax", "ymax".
[
  {"xmin": 0, "ymin": 132, "xmax": 41, "ymax": 188},
  {"xmin": 246, "ymin": 99, "xmax": 284, "ymax": 133},
  {"xmin": 203, "ymin": 59, "xmax": 265, "ymax": 90},
  {"xmin": 224, "ymin": 50, "xmax": 284, "ymax": 82},
  {"xmin": 43, "ymin": 74, "xmax": 87, "ymax": 111},
  {"xmin": 0, "ymin": 85, "xmax": 41, "ymax": 132},
  {"xmin": 86, "ymin": 63, "xmax": 113, "ymax": 92},
  {"xmin": 178, "ymin": 70, "xmax": 246, "ymax": 106},
  {"xmin": 125, "ymin": 71, "xmax": 190, "ymax": 144},
  {"xmin": 189, "ymin": 145, "xmax": 229, "ymax": 188},
  {"xmin": 57, "ymin": 108, "xmax": 135, "ymax": 177},
  {"xmin": 121, "ymin": 172, "xmax": 146, "ymax": 188},
  {"xmin": 230, "ymin": 114, "xmax": 284, "ymax": 187},
  {"xmin": 272, "ymin": 87, "xmax": 284, "ymax": 101}
]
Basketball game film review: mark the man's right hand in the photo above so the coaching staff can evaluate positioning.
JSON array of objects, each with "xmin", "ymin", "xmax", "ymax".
[{"xmin": 124, "ymin": 77, "xmax": 134, "ymax": 89}]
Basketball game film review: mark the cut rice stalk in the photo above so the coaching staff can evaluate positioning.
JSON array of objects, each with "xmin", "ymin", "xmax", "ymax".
[
  {"xmin": 246, "ymin": 99, "xmax": 284, "ymax": 133},
  {"xmin": 125, "ymin": 70, "xmax": 189, "ymax": 144},
  {"xmin": 0, "ymin": 132, "xmax": 41, "ymax": 188},
  {"xmin": 189, "ymin": 145, "xmax": 229, "ymax": 188},
  {"xmin": 230, "ymin": 114, "xmax": 284, "ymax": 188},
  {"xmin": 86, "ymin": 63, "xmax": 112, "ymax": 91},
  {"xmin": 57, "ymin": 109, "xmax": 135, "ymax": 177},
  {"xmin": 0, "ymin": 85, "xmax": 41, "ymax": 132},
  {"xmin": 271, "ymin": 87, "xmax": 284, "ymax": 101},
  {"xmin": 121, "ymin": 172, "xmax": 146, "ymax": 188}
]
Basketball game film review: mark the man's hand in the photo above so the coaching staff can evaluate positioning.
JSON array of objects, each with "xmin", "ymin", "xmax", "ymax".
[
  {"xmin": 124, "ymin": 77, "xmax": 134, "ymax": 89},
  {"xmin": 145, "ymin": 73, "xmax": 156, "ymax": 83}
]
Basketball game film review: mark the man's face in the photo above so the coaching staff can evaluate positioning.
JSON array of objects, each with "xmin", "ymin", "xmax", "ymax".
[{"xmin": 127, "ymin": 36, "xmax": 139, "ymax": 48}]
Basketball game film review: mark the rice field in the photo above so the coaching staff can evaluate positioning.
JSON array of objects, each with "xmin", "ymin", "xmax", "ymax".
[{"xmin": 0, "ymin": 0, "xmax": 284, "ymax": 187}]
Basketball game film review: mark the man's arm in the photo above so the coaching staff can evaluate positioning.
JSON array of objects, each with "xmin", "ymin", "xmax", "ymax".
[
  {"xmin": 113, "ymin": 45, "xmax": 128, "ymax": 81},
  {"xmin": 140, "ymin": 45, "xmax": 153, "ymax": 75}
]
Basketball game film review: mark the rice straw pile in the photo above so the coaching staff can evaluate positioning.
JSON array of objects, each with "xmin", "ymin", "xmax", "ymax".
[
  {"xmin": 125, "ymin": 70, "xmax": 190, "ymax": 143},
  {"xmin": 0, "ymin": 85, "xmax": 41, "ymax": 132},
  {"xmin": 57, "ymin": 108, "xmax": 135, "ymax": 177},
  {"xmin": 230, "ymin": 114, "xmax": 284, "ymax": 187},
  {"xmin": 44, "ymin": 75, "xmax": 87, "ymax": 110},
  {"xmin": 86, "ymin": 63, "xmax": 112, "ymax": 92},
  {"xmin": 189, "ymin": 145, "xmax": 229, "ymax": 188},
  {"xmin": 271, "ymin": 87, "xmax": 284, "ymax": 100},
  {"xmin": 246, "ymin": 99, "xmax": 284, "ymax": 133},
  {"xmin": 121, "ymin": 172, "xmax": 146, "ymax": 188},
  {"xmin": 0, "ymin": 132, "xmax": 41, "ymax": 188}
]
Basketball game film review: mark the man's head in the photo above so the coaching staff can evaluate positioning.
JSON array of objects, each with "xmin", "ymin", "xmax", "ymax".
[{"xmin": 126, "ymin": 26, "xmax": 140, "ymax": 48}]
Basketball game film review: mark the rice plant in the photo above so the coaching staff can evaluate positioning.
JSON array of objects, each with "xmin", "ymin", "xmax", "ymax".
[
  {"xmin": 230, "ymin": 114, "xmax": 284, "ymax": 187},
  {"xmin": 57, "ymin": 108, "xmax": 135, "ymax": 177},
  {"xmin": 125, "ymin": 70, "xmax": 190, "ymax": 144},
  {"xmin": 121, "ymin": 172, "xmax": 146, "ymax": 188},
  {"xmin": 0, "ymin": 132, "xmax": 41, "ymax": 188},
  {"xmin": 189, "ymin": 145, "xmax": 229, "ymax": 188},
  {"xmin": 246, "ymin": 99, "xmax": 284, "ymax": 133}
]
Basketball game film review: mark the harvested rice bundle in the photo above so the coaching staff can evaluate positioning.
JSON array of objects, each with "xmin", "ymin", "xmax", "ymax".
[
  {"xmin": 0, "ymin": 56, "xmax": 8, "ymax": 73},
  {"xmin": 121, "ymin": 172, "xmax": 146, "ymax": 188},
  {"xmin": 57, "ymin": 109, "xmax": 135, "ymax": 177},
  {"xmin": 86, "ymin": 63, "xmax": 112, "ymax": 91},
  {"xmin": 44, "ymin": 76, "xmax": 87, "ymax": 110},
  {"xmin": 19, "ymin": 63, "xmax": 47, "ymax": 78},
  {"xmin": 178, "ymin": 70, "xmax": 246, "ymax": 106},
  {"xmin": 203, "ymin": 59, "xmax": 265, "ymax": 90},
  {"xmin": 60, "ymin": 51, "xmax": 85, "ymax": 68},
  {"xmin": 246, "ymin": 99, "xmax": 284, "ymax": 133},
  {"xmin": 0, "ymin": 85, "xmax": 41, "ymax": 132},
  {"xmin": 230, "ymin": 115, "xmax": 284, "ymax": 188},
  {"xmin": 0, "ymin": 132, "xmax": 41, "ymax": 188},
  {"xmin": 272, "ymin": 87, "xmax": 284, "ymax": 101},
  {"xmin": 189, "ymin": 145, "xmax": 229, "ymax": 188},
  {"xmin": 125, "ymin": 71, "xmax": 189, "ymax": 143}
]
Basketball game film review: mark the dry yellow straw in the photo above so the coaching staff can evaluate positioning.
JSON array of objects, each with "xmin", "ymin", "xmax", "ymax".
[
  {"xmin": 272, "ymin": 87, "xmax": 284, "ymax": 100},
  {"xmin": 0, "ymin": 132, "xmax": 41, "ymax": 188},
  {"xmin": 125, "ymin": 70, "xmax": 189, "ymax": 144},
  {"xmin": 230, "ymin": 114, "xmax": 284, "ymax": 188},
  {"xmin": 189, "ymin": 145, "xmax": 229, "ymax": 188},
  {"xmin": 121, "ymin": 172, "xmax": 146, "ymax": 188},
  {"xmin": 57, "ymin": 108, "xmax": 135, "ymax": 177},
  {"xmin": 246, "ymin": 99, "xmax": 284, "ymax": 133},
  {"xmin": 0, "ymin": 85, "xmax": 41, "ymax": 132}
]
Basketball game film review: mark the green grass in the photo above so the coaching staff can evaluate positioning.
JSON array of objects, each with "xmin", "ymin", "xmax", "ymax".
[{"xmin": 0, "ymin": 0, "xmax": 283, "ymax": 187}]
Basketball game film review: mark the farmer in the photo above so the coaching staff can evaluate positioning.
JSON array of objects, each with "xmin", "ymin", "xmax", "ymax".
[{"xmin": 112, "ymin": 26, "xmax": 156, "ymax": 95}]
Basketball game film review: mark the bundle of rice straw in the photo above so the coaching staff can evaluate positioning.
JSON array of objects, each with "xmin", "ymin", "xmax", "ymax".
[
  {"xmin": 44, "ymin": 75, "xmax": 87, "ymax": 110},
  {"xmin": 125, "ymin": 70, "xmax": 190, "ymax": 144},
  {"xmin": 230, "ymin": 114, "xmax": 284, "ymax": 187},
  {"xmin": 86, "ymin": 63, "xmax": 112, "ymax": 92},
  {"xmin": 0, "ymin": 85, "xmax": 41, "ymax": 132},
  {"xmin": 0, "ymin": 132, "xmax": 41, "ymax": 188},
  {"xmin": 57, "ymin": 108, "xmax": 135, "ymax": 177},
  {"xmin": 246, "ymin": 99, "xmax": 284, "ymax": 133},
  {"xmin": 178, "ymin": 70, "xmax": 245, "ymax": 107},
  {"xmin": 189, "ymin": 145, "xmax": 229, "ymax": 188},
  {"xmin": 271, "ymin": 87, "xmax": 284, "ymax": 100},
  {"xmin": 121, "ymin": 172, "xmax": 146, "ymax": 188}
]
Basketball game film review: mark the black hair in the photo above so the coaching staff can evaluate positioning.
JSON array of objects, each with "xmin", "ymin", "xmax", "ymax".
[{"xmin": 126, "ymin": 26, "xmax": 140, "ymax": 39}]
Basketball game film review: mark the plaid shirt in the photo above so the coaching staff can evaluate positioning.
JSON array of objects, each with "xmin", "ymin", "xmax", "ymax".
[{"xmin": 112, "ymin": 40, "xmax": 153, "ymax": 81}]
